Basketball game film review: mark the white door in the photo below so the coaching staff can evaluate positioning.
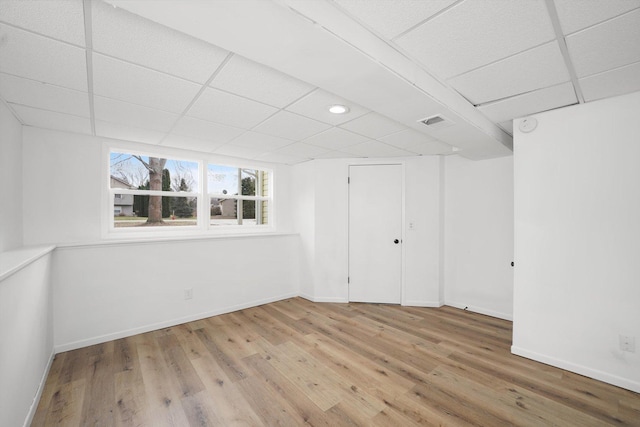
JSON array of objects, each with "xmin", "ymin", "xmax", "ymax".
[{"xmin": 348, "ymin": 164, "xmax": 402, "ymax": 303}]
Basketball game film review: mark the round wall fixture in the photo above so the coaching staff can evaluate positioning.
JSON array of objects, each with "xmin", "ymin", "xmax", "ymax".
[
  {"xmin": 328, "ymin": 104, "xmax": 349, "ymax": 114},
  {"xmin": 519, "ymin": 117, "xmax": 538, "ymax": 133}
]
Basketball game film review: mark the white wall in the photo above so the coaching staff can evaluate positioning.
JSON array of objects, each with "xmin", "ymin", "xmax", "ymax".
[
  {"xmin": 291, "ymin": 160, "xmax": 316, "ymax": 298},
  {"xmin": 53, "ymin": 236, "xmax": 298, "ymax": 351},
  {"xmin": 444, "ymin": 155, "xmax": 514, "ymax": 320},
  {"xmin": 0, "ymin": 252, "xmax": 53, "ymax": 427},
  {"xmin": 293, "ymin": 156, "xmax": 442, "ymax": 305},
  {"xmin": 0, "ymin": 102, "xmax": 23, "ymax": 251},
  {"xmin": 513, "ymin": 91, "xmax": 640, "ymax": 393},
  {"xmin": 22, "ymin": 127, "xmax": 295, "ymax": 245},
  {"xmin": 19, "ymin": 127, "xmax": 299, "ymax": 351}
]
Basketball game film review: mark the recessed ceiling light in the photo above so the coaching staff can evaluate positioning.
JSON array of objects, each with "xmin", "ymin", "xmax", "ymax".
[{"xmin": 328, "ymin": 104, "xmax": 349, "ymax": 114}]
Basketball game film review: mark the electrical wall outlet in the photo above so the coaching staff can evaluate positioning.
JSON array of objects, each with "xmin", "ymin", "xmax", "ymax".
[
  {"xmin": 184, "ymin": 288, "xmax": 193, "ymax": 300},
  {"xmin": 619, "ymin": 335, "xmax": 636, "ymax": 353}
]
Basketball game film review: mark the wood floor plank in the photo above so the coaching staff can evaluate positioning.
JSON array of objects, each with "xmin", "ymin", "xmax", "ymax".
[
  {"xmin": 78, "ymin": 343, "xmax": 116, "ymax": 426},
  {"xmin": 234, "ymin": 374, "xmax": 303, "ymax": 426},
  {"xmin": 135, "ymin": 332, "xmax": 191, "ymax": 426},
  {"xmin": 156, "ymin": 331, "xmax": 206, "ymax": 397},
  {"xmin": 172, "ymin": 323, "xmax": 210, "ymax": 361},
  {"xmin": 243, "ymin": 351, "xmax": 345, "ymax": 426},
  {"xmin": 32, "ymin": 298, "xmax": 640, "ymax": 426},
  {"xmin": 194, "ymin": 327, "xmax": 249, "ymax": 383},
  {"xmin": 40, "ymin": 380, "xmax": 86, "ymax": 427},
  {"xmin": 190, "ymin": 352, "xmax": 264, "ymax": 426}
]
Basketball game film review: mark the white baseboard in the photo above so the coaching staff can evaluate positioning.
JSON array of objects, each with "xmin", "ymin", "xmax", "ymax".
[
  {"xmin": 54, "ymin": 292, "xmax": 298, "ymax": 353},
  {"xmin": 511, "ymin": 346, "xmax": 640, "ymax": 394},
  {"xmin": 444, "ymin": 301, "xmax": 513, "ymax": 321},
  {"xmin": 299, "ymin": 293, "xmax": 349, "ymax": 303},
  {"xmin": 23, "ymin": 349, "xmax": 55, "ymax": 427},
  {"xmin": 403, "ymin": 300, "xmax": 443, "ymax": 308}
]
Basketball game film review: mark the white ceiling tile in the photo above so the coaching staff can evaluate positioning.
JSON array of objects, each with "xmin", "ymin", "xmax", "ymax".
[
  {"xmin": 210, "ymin": 54, "xmax": 314, "ymax": 108},
  {"xmin": 213, "ymin": 144, "xmax": 266, "ymax": 159},
  {"xmin": 0, "ymin": 0, "xmax": 85, "ymax": 45},
  {"xmin": 162, "ymin": 134, "xmax": 225, "ymax": 153},
  {"xmin": 580, "ymin": 61, "xmax": 640, "ymax": 102},
  {"xmin": 94, "ymin": 96, "xmax": 179, "ymax": 132},
  {"xmin": 566, "ymin": 9, "xmax": 640, "ymax": 78},
  {"xmin": 228, "ymin": 131, "xmax": 293, "ymax": 151},
  {"xmin": 91, "ymin": 1, "xmax": 228, "ymax": 83},
  {"xmin": 313, "ymin": 150, "xmax": 355, "ymax": 159},
  {"xmin": 396, "ymin": 0, "xmax": 555, "ymax": 78},
  {"xmin": 554, "ymin": 0, "xmax": 640, "ymax": 35},
  {"xmin": 303, "ymin": 127, "xmax": 368, "ymax": 150},
  {"xmin": 0, "ymin": 24, "xmax": 87, "ymax": 91},
  {"xmin": 339, "ymin": 112, "xmax": 407, "ymax": 139},
  {"xmin": 274, "ymin": 142, "xmax": 330, "ymax": 159},
  {"xmin": 0, "ymin": 73, "xmax": 89, "ymax": 117},
  {"xmin": 286, "ymin": 89, "xmax": 369, "ymax": 125},
  {"xmin": 10, "ymin": 104, "xmax": 91, "ymax": 134},
  {"xmin": 449, "ymin": 42, "xmax": 570, "ymax": 105},
  {"xmin": 187, "ymin": 87, "xmax": 278, "ymax": 129},
  {"xmin": 95, "ymin": 120, "xmax": 165, "ymax": 145},
  {"xmin": 379, "ymin": 129, "xmax": 452, "ymax": 155},
  {"xmin": 478, "ymin": 82, "xmax": 577, "ymax": 123},
  {"xmin": 254, "ymin": 152, "xmax": 307, "ymax": 165},
  {"xmin": 252, "ymin": 110, "xmax": 331, "ymax": 141},
  {"xmin": 171, "ymin": 116, "xmax": 245, "ymax": 144},
  {"xmin": 342, "ymin": 141, "xmax": 414, "ymax": 158},
  {"xmin": 334, "ymin": 0, "xmax": 457, "ymax": 39},
  {"xmin": 92, "ymin": 53, "xmax": 201, "ymax": 114}
]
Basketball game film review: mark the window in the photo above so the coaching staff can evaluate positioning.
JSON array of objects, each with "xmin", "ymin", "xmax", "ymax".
[
  {"xmin": 208, "ymin": 165, "xmax": 270, "ymax": 227},
  {"xmin": 107, "ymin": 149, "xmax": 272, "ymax": 236}
]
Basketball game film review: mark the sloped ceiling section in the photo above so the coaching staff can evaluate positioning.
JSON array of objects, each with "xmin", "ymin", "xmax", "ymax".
[{"xmin": 2, "ymin": 0, "xmax": 639, "ymax": 164}]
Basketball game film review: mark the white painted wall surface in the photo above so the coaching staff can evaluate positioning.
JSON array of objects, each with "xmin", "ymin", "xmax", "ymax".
[
  {"xmin": 513, "ymin": 91, "xmax": 640, "ymax": 392},
  {"xmin": 444, "ymin": 155, "xmax": 514, "ymax": 320},
  {"xmin": 291, "ymin": 160, "xmax": 316, "ymax": 299},
  {"xmin": 0, "ymin": 253, "xmax": 53, "ymax": 427},
  {"xmin": 53, "ymin": 235, "xmax": 299, "ymax": 351},
  {"xmin": 21, "ymin": 127, "xmax": 295, "ymax": 245},
  {"xmin": 19, "ymin": 127, "xmax": 300, "ymax": 352},
  {"xmin": 0, "ymin": 102, "xmax": 23, "ymax": 251},
  {"xmin": 293, "ymin": 156, "xmax": 442, "ymax": 305},
  {"xmin": 22, "ymin": 127, "xmax": 103, "ymax": 245}
]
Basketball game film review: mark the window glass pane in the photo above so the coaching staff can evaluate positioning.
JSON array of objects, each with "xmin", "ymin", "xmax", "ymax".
[
  {"xmin": 209, "ymin": 198, "xmax": 269, "ymax": 226},
  {"xmin": 208, "ymin": 164, "xmax": 239, "ymax": 195},
  {"xmin": 210, "ymin": 196, "xmax": 237, "ymax": 226},
  {"xmin": 240, "ymin": 169, "xmax": 257, "ymax": 196},
  {"xmin": 110, "ymin": 153, "xmax": 198, "ymax": 192},
  {"xmin": 114, "ymin": 194, "xmax": 197, "ymax": 228}
]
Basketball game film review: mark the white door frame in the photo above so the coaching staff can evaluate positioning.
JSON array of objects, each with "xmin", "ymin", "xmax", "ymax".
[{"xmin": 347, "ymin": 162, "xmax": 406, "ymax": 305}]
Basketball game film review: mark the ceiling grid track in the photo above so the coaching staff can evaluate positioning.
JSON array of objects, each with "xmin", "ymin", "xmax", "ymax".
[
  {"xmin": 544, "ymin": 0, "xmax": 585, "ymax": 104},
  {"xmin": 157, "ymin": 52, "xmax": 236, "ymax": 149},
  {"xmin": 82, "ymin": 0, "xmax": 96, "ymax": 135}
]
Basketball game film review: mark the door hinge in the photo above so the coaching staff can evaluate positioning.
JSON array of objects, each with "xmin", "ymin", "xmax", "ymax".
[
  {"xmin": 347, "ymin": 177, "xmax": 350, "ymax": 184},
  {"xmin": 347, "ymin": 276, "xmax": 350, "ymax": 284}
]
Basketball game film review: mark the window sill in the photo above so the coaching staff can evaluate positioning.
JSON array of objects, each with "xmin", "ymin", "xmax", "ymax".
[
  {"xmin": 0, "ymin": 245, "xmax": 55, "ymax": 282},
  {"xmin": 55, "ymin": 231, "xmax": 298, "ymax": 249}
]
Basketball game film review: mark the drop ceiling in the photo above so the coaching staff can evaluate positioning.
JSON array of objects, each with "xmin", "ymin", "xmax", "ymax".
[{"xmin": 1, "ymin": 0, "xmax": 639, "ymax": 165}]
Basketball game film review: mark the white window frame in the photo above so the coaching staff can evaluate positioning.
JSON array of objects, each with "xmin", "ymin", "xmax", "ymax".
[{"xmin": 103, "ymin": 142, "xmax": 274, "ymax": 240}]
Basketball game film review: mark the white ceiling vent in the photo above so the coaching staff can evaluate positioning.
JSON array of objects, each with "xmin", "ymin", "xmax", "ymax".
[{"xmin": 418, "ymin": 114, "xmax": 454, "ymax": 130}]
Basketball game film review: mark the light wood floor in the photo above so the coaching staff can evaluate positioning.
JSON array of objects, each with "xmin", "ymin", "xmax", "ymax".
[{"xmin": 32, "ymin": 298, "xmax": 640, "ymax": 426}]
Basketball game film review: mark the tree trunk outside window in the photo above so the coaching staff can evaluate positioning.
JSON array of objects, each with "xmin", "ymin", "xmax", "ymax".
[{"xmin": 147, "ymin": 157, "xmax": 166, "ymax": 224}]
